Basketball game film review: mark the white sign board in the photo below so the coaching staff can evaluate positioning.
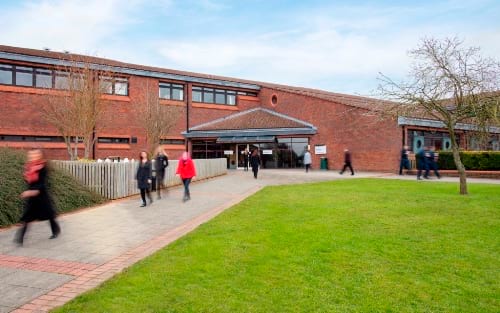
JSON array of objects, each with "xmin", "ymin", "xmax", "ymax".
[
  {"xmin": 315, "ymin": 145, "xmax": 327, "ymax": 155},
  {"xmin": 263, "ymin": 149, "xmax": 273, "ymax": 155},
  {"xmin": 224, "ymin": 150, "xmax": 234, "ymax": 155}
]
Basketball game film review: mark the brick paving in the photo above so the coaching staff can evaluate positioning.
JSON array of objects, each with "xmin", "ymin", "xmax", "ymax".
[{"xmin": 0, "ymin": 170, "xmax": 498, "ymax": 312}]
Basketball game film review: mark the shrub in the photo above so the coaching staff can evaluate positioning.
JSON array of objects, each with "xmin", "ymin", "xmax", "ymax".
[
  {"xmin": 0, "ymin": 148, "xmax": 106, "ymax": 227},
  {"xmin": 437, "ymin": 151, "xmax": 500, "ymax": 170}
]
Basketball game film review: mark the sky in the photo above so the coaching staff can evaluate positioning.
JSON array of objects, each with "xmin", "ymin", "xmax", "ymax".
[{"xmin": 0, "ymin": 0, "xmax": 499, "ymax": 96}]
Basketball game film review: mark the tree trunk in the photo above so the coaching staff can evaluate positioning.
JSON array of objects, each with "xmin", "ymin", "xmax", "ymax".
[
  {"xmin": 449, "ymin": 129, "xmax": 468, "ymax": 195},
  {"xmin": 63, "ymin": 136, "xmax": 75, "ymax": 160}
]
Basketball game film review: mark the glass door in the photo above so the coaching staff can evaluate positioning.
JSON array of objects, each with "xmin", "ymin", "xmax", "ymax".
[{"xmin": 237, "ymin": 144, "xmax": 249, "ymax": 169}]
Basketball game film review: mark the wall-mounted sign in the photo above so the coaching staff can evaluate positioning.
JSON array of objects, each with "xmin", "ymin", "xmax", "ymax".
[
  {"xmin": 263, "ymin": 149, "xmax": 273, "ymax": 155},
  {"xmin": 315, "ymin": 145, "xmax": 327, "ymax": 155},
  {"xmin": 224, "ymin": 150, "xmax": 234, "ymax": 155}
]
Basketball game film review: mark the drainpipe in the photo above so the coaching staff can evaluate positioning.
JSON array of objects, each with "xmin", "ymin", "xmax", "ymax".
[{"xmin": 186, "ymin": 83, "xmax": 190, "ymax": 152}]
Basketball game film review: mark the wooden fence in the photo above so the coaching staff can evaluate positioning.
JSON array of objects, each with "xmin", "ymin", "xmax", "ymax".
[{"xmin": 51, "ymin": 158, "xmax": 227, "ymax": 200}]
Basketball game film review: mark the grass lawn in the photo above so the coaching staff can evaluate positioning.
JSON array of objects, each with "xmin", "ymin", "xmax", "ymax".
[{"xmin": 54, "ymin": 179, "xmax": 500, "ymax": 313}]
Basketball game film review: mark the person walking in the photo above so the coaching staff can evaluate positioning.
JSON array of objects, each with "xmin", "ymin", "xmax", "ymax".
[
  {"xmin": 399, "ymin": 145, "xmax": 411, "ymax": 175},
  {"xmin": 14, "ymin": 149, "xmax": 60, "ymax": 246},
  {"xmin": 243, "ymin": 148, "xmax": 249, "ymax": 171},
  {"xmin": 136, "ymin": 151, "xmax": 153, "ymax": 207},
  {"xmin": 339, "ymin": 148, "xmax": 354, "ymax": 175},
  {"xmin": 415, "ymin": 147, "xmax": 427, "ymax": 180},
  {"xmin": 155, "ymin": 147, "xmax": 169, "ymax": 199},
  {"xmin": 250, "ymin": 148, "xmax": 261, "ymax": 179},
  {"xmin": 303, "ymin": 149, "xmax": 312, "ymax": 173},
  {"xmin": 176, "ymin": 151, "xmax": 196, "ymax": 202},
  {"xmin": 425, "ymin": 146, "xmax": 441, "ymax": 179}
]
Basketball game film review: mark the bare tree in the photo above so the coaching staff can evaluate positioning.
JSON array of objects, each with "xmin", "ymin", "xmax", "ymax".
[
  {"xmin": 137, "ymin": 80, "xmax": 184, "ymax": 156},
  {"xmin": 378, "ymin": 37, "xmax": 500, "ymax": 195},
  {"xmin": 42, "ymin": 56, "xmax": 113, "ymax": 160}
]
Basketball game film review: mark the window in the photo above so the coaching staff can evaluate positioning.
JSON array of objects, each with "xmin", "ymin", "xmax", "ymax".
[
  {"xmin": 35, "ymin": 69, "xmax": 53, "ymax": 88},
  {"xmin": 99, "ymin": 76, "xmax": 128, "ymax": 95},
  {"xmin": 192, "ymin": 87, "xmax": 202, "ymax": 102},
  {"xmin": 0, "ymin": 64, "xmax": 13, "ymax": 85},
  {"xmin": 15, "ymin": 66, "xmax": 34, "ymax": 87},
  {"xmin": 97, "ymin": 137, "xmax": 130, "ymax": 144},
  {"xmin": 0, "ymin": 135, "xmax": 64, "ymax": 142},
  {"xmin": 160, "ymin": 138, "xmax": 185, "ymax": 145},
  {"xmin": 203, "ymin": 88, "xmax": 214, "ymax": 103},
  {"xmin": 159, "ymin": 83, "xmax": 184, "ymax": 100},
  {"xmin": 54, "ymin": 71, "xmax": 69, "ymax": 89},
  {"xmin": 192, "ymin": 86, "xmax": 238, "ymax": 105}
]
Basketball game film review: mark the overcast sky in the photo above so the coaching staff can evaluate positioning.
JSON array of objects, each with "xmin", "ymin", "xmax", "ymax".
[{"xmin": 0, "ymin": 0, "xmax": 498, "ymax": 95}]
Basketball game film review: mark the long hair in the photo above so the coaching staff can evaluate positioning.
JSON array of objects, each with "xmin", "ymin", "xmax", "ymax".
[{"xmin": 139, "ymin": 151, "xmax": 149, "ymax": 162}]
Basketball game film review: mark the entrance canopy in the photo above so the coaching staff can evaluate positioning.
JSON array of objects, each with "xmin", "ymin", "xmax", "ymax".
[{"xmin": 183, "ymin": 107, "xmax": 317, "ymax": 139}]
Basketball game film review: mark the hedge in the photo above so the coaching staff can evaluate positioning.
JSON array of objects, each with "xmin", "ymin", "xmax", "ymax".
[
  {"xmin": 0, "ymin": 148, "xmax": 106, "ymax": 227},
  {"xmin": 437, "ymin": 151, "xmax": 500, "ymax": 170}
]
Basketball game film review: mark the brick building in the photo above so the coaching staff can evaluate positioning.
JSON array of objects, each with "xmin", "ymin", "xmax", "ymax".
[{"xmin": 1, "ymin": 45, "xmax": 498, "ymax": 171}]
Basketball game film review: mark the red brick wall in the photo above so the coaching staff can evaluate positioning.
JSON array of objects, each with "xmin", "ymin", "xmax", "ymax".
[{"xmin": 0, "ymin": 74, "xmax": 402, "ymax": 171}]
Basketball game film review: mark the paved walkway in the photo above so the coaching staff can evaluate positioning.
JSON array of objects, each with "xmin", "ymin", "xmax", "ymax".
[{"xmin": 0, "ymin": 170, "xmax": 498, "ymax": 312}]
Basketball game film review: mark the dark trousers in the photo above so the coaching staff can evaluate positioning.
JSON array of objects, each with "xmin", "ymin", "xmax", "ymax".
[
  {"xmin": 140, "ymin": 188, "xmax": 152, "ymax": 204},
  {"xmin": 182, "ymin": 178, "xmax": 192, "ymax": 199},
  {"xmin": 15, "ymin": 218, "xmax": 60, "ymax": 244},
  {"xmin": 244, "ymin": 160, "xmax": 248, "ymax": 171},
  {"xmin": 425, "ymin": 162, "xmax": 440, "ymax": 178},
  {"xmin": 399, "ymin": 159, "xmax": 410, "ymax": 175},
  {"xmin": 156, "ymin": 173, "xmax": 166, "ymax": 198},
  {"xmin": 252, "ymin": 166, "xmax": 258, "ymax": 178},
  {"xmin": 340, "ymin": 162, "xmax": 354, "ymax": 175},
  {"xmin": 305, "ymin": 164, "xmax": 311, "ymax": 173}
]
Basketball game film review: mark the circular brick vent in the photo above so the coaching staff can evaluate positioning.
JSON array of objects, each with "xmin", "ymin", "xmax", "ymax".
[{"xmin": 271, "ymin": 94, "xmax": 278, "ymax": 106}]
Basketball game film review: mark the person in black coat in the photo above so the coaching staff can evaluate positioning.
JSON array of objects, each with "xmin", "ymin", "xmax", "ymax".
[
  {"xmin": 250, "ymin": 149, "xmax": 261, "ymax": 179},
  {"xmin": 425, "ymin": 146, "xmax": 441, "ymax": 179},
  {"xmin": 243, "ymin": 148, "xmax": 249, "ymax": 171},
  {"xmin": 155, "ymin": 147, "xmax": 169, "ymax": 199},
  {"xmin": 399, "ymin": 145, "xmax": 410, "ymax": 175},
  {"xmin": 136, "ymin": 151, "xmax": 153, "ymax": 207},
  {"xmin": 339, "ymin": 148, "xmax": 354, "ymax": 175},
  {"xmin": 15, "ymin": 149, "xmax": 60, "ymax": 246},
  {"xmin": 416, "ymin": 147, "xmax": 427, "ymax": 180}
]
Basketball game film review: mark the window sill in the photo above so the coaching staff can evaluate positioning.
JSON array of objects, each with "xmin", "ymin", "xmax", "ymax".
[
  {"xmin": 237, "ymin": 95, "xmax": 259, "ymax": 102},
  {"xmin": 101, "ymin": 94, "xmax": 130, "ymax": 102},
  {"xmin": 0, "ymin": 84, "xmax": 66, "ymax": 95},
  {"xmin": 159, "ymin": 99, "xmax": 186, "ymax": 106},
  {"xmin": 161, "ymin": 144, "xmax": 186, "ymax": 150},
  {"xmin": 192, "ymin": 102, "xmax": 239, "ymax": 111}
]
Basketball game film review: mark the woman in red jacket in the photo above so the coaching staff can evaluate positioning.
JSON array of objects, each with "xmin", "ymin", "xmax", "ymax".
[{"xmin": 176, "ymin": 152, "xmax": 196, "ymax": 202}]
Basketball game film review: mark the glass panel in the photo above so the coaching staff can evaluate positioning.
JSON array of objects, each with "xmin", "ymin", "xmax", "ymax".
[
  {"xmin": 15, "ymin": 67, "xmax": 33, "ymax": 86},
  {"xmin": 55, "ymin": 72, "xmax": 69, "ymax": 89},
  {"xmin": 215, "ymin": 93, "xmax": 225, "ymax": 104},
  {"xmin": 0, "ymin": 65, "xmax": 13, "ymax": 84},
  {"xmin": 192, "ymin": 90, "xmax": 202, "ymax": 102},
  {"xmin": 35, "ymin": 69, "xmax": 52, "ymax": 88},
  {"xmin": 203, "ymin": 90, "xmax": 214, "ymax": 103},
  {"xmin": 227, "ymin": 94, "xmax": 236, "ymax": 105},
  {"xmin": 114, "ymin": 81, "xmax": 128, "ymax": 95},
  {"xmin": 99, "ymin": 79, "xmax": 113, "ymax": 94},
  {"xmin": 159, "ymin": 86, "xmax": 171, "ymax": 99},
  {"xmin": 172, "ymin": 88, "xmax": 183, "ymax": 100},
  {"xmin": 172, "ymin": 84, "xmax": 183, "ymax": 88}
]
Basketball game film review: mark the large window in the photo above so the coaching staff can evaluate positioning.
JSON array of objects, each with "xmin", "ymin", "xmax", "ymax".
[
  {"xmin": 0, "ymin": 62, "xmax": 128, "ymax": 96},
  {"xmin": 99, "ymin": 76, "xmax": 129, "ymax": 96},
  {"xmin": 192, "ymin": 86, "xmax": 237, "ymax": 106},
  {"xmin": 97, "ymin": 137, "xmax": 130, "ymax": 144},
  {"xmin": 0, "ymin": 64, "xmax": 13, "ymax": 84},
  {"xmin": 159, "ymin": 83, "xmax": 184, "ymax": 101}
]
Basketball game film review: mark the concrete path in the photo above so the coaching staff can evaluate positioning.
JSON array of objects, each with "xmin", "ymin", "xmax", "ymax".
[{"xmin": 0, "ymin": 170, "xmax": 498, "ymax": 312}]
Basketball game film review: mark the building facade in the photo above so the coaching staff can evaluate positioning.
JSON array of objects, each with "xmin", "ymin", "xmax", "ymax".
[{"xmin": 0, "ymin": 45, "xmax": 498, "ymax": 171}]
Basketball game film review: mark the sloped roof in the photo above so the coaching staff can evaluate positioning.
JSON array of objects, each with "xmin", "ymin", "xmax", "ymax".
[
  {"xmin": 0, "ymin": 44, "xmax": 392, "ymax": 111},
  {"xmin": 190, "ymin": 108, "xmax": 316, "ymax": 131}
]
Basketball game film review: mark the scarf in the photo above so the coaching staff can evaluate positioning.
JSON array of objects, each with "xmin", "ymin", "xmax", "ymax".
[{"xmin": 24, "ymin": 160, "xmax": 46, "ymax": 184}]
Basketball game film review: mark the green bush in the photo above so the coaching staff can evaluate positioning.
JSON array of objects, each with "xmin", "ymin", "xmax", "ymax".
[
  {"xmin": 437, "ymin": 151, "xmax": 500, "ymax": 170},
  {"xmin": 0, "ymin": 148, "xmax": 106, "ymax": 227}
]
